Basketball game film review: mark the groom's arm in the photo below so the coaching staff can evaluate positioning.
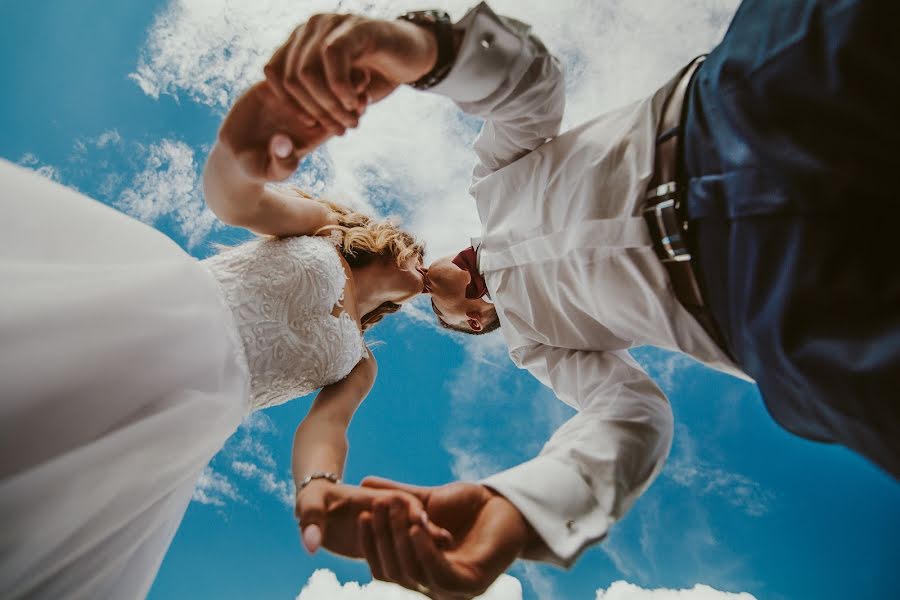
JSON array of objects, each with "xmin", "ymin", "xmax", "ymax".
[
  {"xmin": 353, "ymin": 346, "xmax": 673, "ymax": 592},
  {"xmin": 427, "ymin": 3, "xmax": 566, "ymax": 186},
  {"xmin": 487, "ymin": 345, "xmax": 674, "ymax": 566}
]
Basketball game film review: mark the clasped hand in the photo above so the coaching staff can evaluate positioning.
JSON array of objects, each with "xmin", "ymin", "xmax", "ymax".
[
  {"xmin": 295, "ymin": 478, "xmax": 535, "ymax": 600},
  {"xmin": 218, "ymin": 12, "xmax": 438, "ymax": 183}
]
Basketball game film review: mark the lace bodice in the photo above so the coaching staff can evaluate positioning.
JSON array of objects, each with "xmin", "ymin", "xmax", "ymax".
[{"xmin": 202, "ymin": 236, "xmax": 367, "ymax": 411}]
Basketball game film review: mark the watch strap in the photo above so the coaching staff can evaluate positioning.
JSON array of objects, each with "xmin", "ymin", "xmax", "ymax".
[{"xmin": 397, "ymin": 10, "xmax": 455, "ymax": 90}]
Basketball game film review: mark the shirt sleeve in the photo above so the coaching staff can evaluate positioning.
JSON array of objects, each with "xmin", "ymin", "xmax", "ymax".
[
  {"xmin": 481, "ymin": 344, "xmax": 674, "ymax": 567},
  {"xmin": 429, "ymin": 2, "xmax": 565, "ymax": 183}
]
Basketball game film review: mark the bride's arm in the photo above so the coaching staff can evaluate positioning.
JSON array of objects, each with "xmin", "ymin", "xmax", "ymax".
[
  {"xmin": 202, "ymin": 82, "xmax": 338, "ymax": 237},
  {"xmin": 290, "ymin": 352, "xmax": 455, "ymax": 558},
  {"xmin": 204, "ymin": 10, "xmax": 443, "ymax": 237},
  {"xmin": 289, "ymin": 351, "xmax": 377, "ymax": 556},
  {"xmin": 292, "ymin": 350, "xmax": 377, "ymax": 487}
]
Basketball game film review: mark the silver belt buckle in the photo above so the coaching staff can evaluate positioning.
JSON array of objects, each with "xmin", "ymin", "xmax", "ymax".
[{"xmin": 644, "ymin": 183, "xmax": 691, "ymax": 263}]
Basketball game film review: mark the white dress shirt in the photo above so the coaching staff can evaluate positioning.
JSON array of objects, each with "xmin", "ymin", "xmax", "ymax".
[{"xmin": 431, "ymin": 3, "xmax": 750, "ymax": 567}]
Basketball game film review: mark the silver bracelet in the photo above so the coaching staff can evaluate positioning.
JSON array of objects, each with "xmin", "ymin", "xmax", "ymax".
[{"xmin": 298, "ymin": 471, "xmax": 341, "ymax": 491}]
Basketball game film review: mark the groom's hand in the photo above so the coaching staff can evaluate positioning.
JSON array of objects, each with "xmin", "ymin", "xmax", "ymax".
[
  {"xmin": 358, "ymin": 478, "xmax": 538, "ymax": 599},
  {"xmin": 264, "ymin": 13, "xmax": 439, "ymax": 132}
]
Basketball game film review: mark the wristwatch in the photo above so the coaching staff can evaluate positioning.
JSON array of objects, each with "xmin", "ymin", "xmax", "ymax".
[{"xmin": 397, "ymin": 10, "xmax": 455, "ymax": 90}]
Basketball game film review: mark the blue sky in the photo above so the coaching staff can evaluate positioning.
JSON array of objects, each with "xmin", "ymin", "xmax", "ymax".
[{"xmin": 2, "ymin": 1, "xmax": 898, "ymax": 599}]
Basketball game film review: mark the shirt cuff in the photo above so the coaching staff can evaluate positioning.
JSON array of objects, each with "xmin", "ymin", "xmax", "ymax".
[
  {"xmin": 429, "ymin": 2, "xmax": 535, "ymax": 103},
  {"xmin": 481, "ymin": 456, "xmax": 611, "ymax": 568}
]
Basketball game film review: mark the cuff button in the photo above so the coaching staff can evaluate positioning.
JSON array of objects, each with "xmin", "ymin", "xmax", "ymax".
[{"xmin": 566, "ymin": 519, "xmax": 576, "ymax": 532}]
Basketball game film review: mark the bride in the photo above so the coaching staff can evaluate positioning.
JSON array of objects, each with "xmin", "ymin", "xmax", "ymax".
[{"xmin": 0, "ymin": 48, "xmax": 439, "ymax": 600}]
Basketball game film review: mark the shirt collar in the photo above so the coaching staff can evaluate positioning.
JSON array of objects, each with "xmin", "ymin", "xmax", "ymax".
[{"xmin": 470, "ymin": 238, "xmax": 493, "ymax": 303}]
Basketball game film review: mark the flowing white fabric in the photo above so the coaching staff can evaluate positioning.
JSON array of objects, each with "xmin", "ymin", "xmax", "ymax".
[
  {"xmin": 0, "ymin": 160, "xmax": 249, "ymax": 599},
  {"xmin": 0, "ymin": 160, "xmax": 364, "ymax": 599}
]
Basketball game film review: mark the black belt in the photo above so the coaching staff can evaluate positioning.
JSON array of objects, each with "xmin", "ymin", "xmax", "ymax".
[{"xmin": 643, "ymin": 56, "xmax": 729, "ymax": 351}]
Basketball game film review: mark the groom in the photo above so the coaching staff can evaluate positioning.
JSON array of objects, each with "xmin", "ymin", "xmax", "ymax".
[{"xmin": 235, "ymin": 1, "xmax": 899, "ymax": 598}]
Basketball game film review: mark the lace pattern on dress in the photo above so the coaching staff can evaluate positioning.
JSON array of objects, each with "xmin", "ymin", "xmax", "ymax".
[{"xmin": 202, "ymin": 236, "xmax": 367, "ymax": 411}]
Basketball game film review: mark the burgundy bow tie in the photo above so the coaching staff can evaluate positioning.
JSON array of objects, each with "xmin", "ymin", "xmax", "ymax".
[{"xmin": 451, "ymin": 246, "xmax": 488, "ymax": 299}]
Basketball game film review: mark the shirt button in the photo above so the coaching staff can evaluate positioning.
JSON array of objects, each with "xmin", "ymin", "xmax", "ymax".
[
  {"xmin": 566, "ymin": 520, "xmax": 576, "ymax": 532},
  {"xmin": 480, "ymin": 34, "xmax": 494, "ymax": 49}
]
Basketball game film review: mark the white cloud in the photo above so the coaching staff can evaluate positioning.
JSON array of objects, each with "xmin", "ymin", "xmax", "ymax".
[
  {"xmin": 132, "ymin": 0, "xmax": 739, "ymax": 260},
  {"xmin": 116, "ymin": 138, "xmax": 218, "ymax": 247},
  {"xmin": 665, "ymin": 424, "xmax": 774, "ymax": 517},
  {"xmin": 601, "ymin": 527, "xmax": 651, "ymax": 584},
  {"xmin": 191, "ymin": 411, "xmax": 295, "ymax": 509},
  {"xmin": 34, "ymin": 165, "xmax": 62, "ymax": 182},
  {"xmin": 192, "ymin": 466, "xmax": 243, "ymax": 506},
  {"xmin": 70, "ymin": 129, "xmax": 123, "ymax": 165},
  {"xmin": 17, "ymin": 153, "xmax": 62, "ymax": 183},
  {"xmin": 598, "ymin": 464, "xmax": 758, "ymax": 591},
  {"xmin": 596, "ymin": 581, "xmax": 757, "ymax": 600},
  {"xmin": 18, "ymin": 133, "xmax": 218, "ymax": 249},
  {"xmin": 232, "ymin": 433, "xmax": 277, "ymax": 470},
  {"xmin": 296, "ymin": 569, "xmax": 523, "ymax": 600},
  {"xmin": 511, "ymin": 562, "xmax": 557, "ymax": 600},
  {"xmin": 94, "ymin": 129, "xmax": 122, "ymax": 148},
  {"xmin": 446, "ymin": 445, "xmax": 502, "ymax": 482},
  {"xmin": 229, "ymin": 459, "xmax": 294, "ymax": 506},
  {"xmin": 442, "ymin": 334, "xmax": 574, "ymax": 483},
  {"xmin": 632, "ymin": 348, "xmax": 698, "ymax": 394},
  {"xmin": 132, "ymin": 0, "xmax": 737, "ymax": 116},
  {"xmin": 225, "ymin": 411, "xmax": 294, "ymax": 505},
  {"xmin": 19, "ymin": 152, "xmax": 38, "ymax": 166},
  {"xmin": 229, "ymin": 410, "xmax": 279, "ymax": 469},
  {"xmin": 443, "ymin": 339, "xmax": 520, "ymax": 482}
]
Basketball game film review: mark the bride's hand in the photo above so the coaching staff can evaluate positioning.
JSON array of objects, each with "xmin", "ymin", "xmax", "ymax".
[
  {"xmin": 295, "ymin": 480, "xmax": 453, "ymax": 559},
  {"xmin": 217, "ymin": 81, "xmax": 332, "ymax": 182},
  {"xmin": 264, "ymin": 13, "xmax": 439, "ymax": 132}
]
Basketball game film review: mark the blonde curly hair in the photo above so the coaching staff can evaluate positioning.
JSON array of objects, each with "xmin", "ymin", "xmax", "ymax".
[{"xmin": 283, "ymin": 187, "xmax": 424, "ymax": 331}]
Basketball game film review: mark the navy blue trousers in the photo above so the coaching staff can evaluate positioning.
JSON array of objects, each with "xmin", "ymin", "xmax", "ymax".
[{"xmin": 683, "ymin": 0, "xmax": 900, "ymax": 478}]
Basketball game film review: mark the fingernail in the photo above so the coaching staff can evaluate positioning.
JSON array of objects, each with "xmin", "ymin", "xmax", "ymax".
[
  {"xmin": 421, "ymin": 512, "xmax": 429, "ymax": 526},
  {"xmin": 302, "ymin": 525, "xmax": 322, "ymax": 554},
  {"xmin": 272, "ymin": 135, "xmax": 293, "ymax": 159}
]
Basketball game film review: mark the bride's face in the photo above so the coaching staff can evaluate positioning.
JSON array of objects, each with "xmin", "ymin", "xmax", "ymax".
[{"xmin": 385, "ymin": 253, "xmax": 428, "ymax": 304}]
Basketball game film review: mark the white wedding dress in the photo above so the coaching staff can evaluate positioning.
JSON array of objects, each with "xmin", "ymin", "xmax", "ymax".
[{"xmin": 0, "ymin": 160, "xmax": 367, "ymax": 599}]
